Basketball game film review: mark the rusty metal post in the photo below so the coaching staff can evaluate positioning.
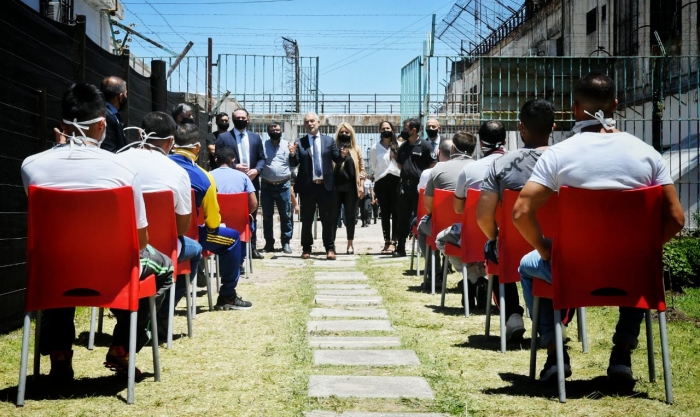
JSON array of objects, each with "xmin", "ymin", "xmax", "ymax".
[
  {"xmin": 74, "ymin": 15, "xmax": 86, "ymax": 83},
  {"xmin": 120, "ymin": 49, "xmax": 131, "ymax": 128},
  {"xmin": 207, "ymin": 38, "xmax": 213, "ymax": 117},
  {"xmin": 150, "ymin": 60, "xmax": 167, "ymax": 112}
]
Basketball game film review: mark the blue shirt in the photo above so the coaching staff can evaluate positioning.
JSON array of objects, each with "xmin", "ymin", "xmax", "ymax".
[{"xmin": 211, "ymin": 166, "xmax": 256, "ymax": 194}]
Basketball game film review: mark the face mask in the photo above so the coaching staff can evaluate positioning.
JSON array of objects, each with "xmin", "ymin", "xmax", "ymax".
[
  {"xmin": 119, "ymin": 95, "xmax": 128, "ymax": 108},
  {"xmin": 217, "ymin": 122, "xmax": 229, "ymax": 131},
  {"xmin": 60, "ymin": 116, "xmax": 107, "ymax": 147},
  {"xmin": 572, "ymin": 110, "xmax": 616, "ymax": 134},
  {"xmin": 399, "ymin": 130, "xmax": 410, "ymax": 140},
  {"xmin": 269, "ymin": 132, "xmax": 282, "ymax": 141},
  {"xmin": 426, "ymin": 128, "xmax": 438, "ymax": 139},
  {"xmin": 182, "ymin": 117, "xmax": 195, "ymax": 125},
  {"xmin": 381, "ymin": 130, "xmax": 393, "ymax": 139},
  {"xmin": 338, "ymin": 134, "xmax": 351, "ymax": 143},
  {"xmin": 233, "ymin": 119, "xmax": 248, "ymax": 130}
]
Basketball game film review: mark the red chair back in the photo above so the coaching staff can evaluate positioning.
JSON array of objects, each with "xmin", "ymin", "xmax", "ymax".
[
  {"xmin": 26, "ymin": 186, "xmax": 141, "ymax": 312},
  {"xmin": 185, "ymin": 189, "xmax": 199, "ymax": 241},
  {"xmin": 143, "ymin": 191, "xmax": 178, "ymax": 267},
  {"xmin": 432, "ymin": 188, "xmax": 462, "ymax": 247},
  {"xmin": 416, "ymin": 188, "xmax": 427, "ymax": 240},
  {"xmin": 461, "ymin": 189, "xmax": 488, "ymax": 263},
  {"xmin": 498, "ymin": 190, "xmax": 559, "ymax": 284},
  {"xmin": 551, "ymin": 186, "xmax": 665, "ymax": 311},
  {"xmin": 218, "ymin": 193, "xmax": 251, "ymax": 242}
]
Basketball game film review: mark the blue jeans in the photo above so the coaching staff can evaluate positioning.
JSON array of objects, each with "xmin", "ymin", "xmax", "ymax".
[
  {"xmin": 172, "ymin": 236, "xmax": 203, "ymax": 308},
  {"xmin": 260, "ymin": 180, "xmax": 293, "ymax": 246},
  {"xmin": 519, "ymin": 249, "xmax": 645, "ymax": 349},
  {"xmin": 240, "ymin": 221, "xmax": 255, "ymax": 262},
  {"xmin": 199, "ymin": 225, "xmax": 242, "ymax": 298}
]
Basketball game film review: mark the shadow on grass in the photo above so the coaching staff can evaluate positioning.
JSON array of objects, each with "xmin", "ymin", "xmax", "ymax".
[
  {"xmin": 426, "ymin": 304, "xmax": 490, "ymax": 317},
  {"xmin": 454, "ymin": 334, "xmax": 532, "ymax": 351},
  {"xmin": 483, "ymin": 372, "xmax": 651, "ymax": 401}
]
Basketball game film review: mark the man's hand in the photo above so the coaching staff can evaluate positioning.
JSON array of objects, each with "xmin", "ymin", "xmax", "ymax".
[
  {"xmin": 246, "ymin": 169, "xmax": 258, "ymax": 180},
  {"xmin": 235, "ymin": 163, "xmax": 249, "ymax": 173},
  {"xmin": 288, "ymin": 142, "xmax": 298, "ymax": 155},
  {"xmin": 294, "ymin": 204, "xmax": 300, "ymax": 215}
]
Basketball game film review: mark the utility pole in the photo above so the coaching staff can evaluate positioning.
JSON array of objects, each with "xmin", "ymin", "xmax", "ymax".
[
  {"xmin": 283, "ymin": 37, "xmax": 300, "ymax": 113},
  {"xmin": 207, "ymin": 37, "xmax": 213, "ymax": 118}
]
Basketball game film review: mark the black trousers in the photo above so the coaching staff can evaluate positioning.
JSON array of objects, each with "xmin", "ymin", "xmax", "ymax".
[
  {"xmin": 359, "ymin": 195, "xmax": 372, "ymax": 224},
  {"xmin": 374, "ymin": 175, "xmax": 400, "ymax": 242},
  {"xmin": 300, "ymin": 183, "xmax": 335, "ymax": 252},
  {"xmin": 489, "ymin": 275, "xmax": 525, "ymax": 319},
  {"xmin": 333, "ymin": 188, "xmax": 359, "ymax": 241},
  {"xmin": 396, "ymin": 179, "xmax": 418, "ymax": 251}
]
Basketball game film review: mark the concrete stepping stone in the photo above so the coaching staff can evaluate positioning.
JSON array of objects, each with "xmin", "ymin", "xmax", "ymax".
[
  {"xmin": 316, "ymin": 289, "xmax": 378, "ymax": 296},
  {"xmin": 313, "ymin": 261, "xmax": 357, "ymax": 268},
  {"xmin": 309, "ymin": 336, "xmax": 401, "ymax": 349},
  {"xmin": 314, "ymin": 350, "xmax": 420, "ymax": 366},
  {"xmin": 308, "ymin": 375, "xmax": 434, "ymax": 399},
  {"xmin": 306, "ymin": 412, "xmax": 447, "ymax": 417},
  {"xmin": 309, "ymin": 308, "xmax": 388, "ymax": 319},
  {"xmin": 315, "ymin": 284, "xmax": 370, "ymax": 290},
  {"xmin": 262, "ymin": 260, "xmax": 306, "ymax": 268},
  {"xmin": 307, "ymin": 320, "xmax": 395, "ymax": 333},
  {"xmin": 314, "ymin": 295, "xmax": 382, "ymax": 306},
  {"xmin": 315, "ymin": 273, "xmax": 367, "ymax": 282}
]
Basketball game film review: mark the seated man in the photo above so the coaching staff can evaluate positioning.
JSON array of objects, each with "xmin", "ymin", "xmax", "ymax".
[
  {"xmin": 417, "ymin": 133, "xmax": 476, "ymax": 290},
  {"xmin": 211, "ymin": 146, "xmax": 259, "ymax": 265},
  {"xmin": 435, "ymin": 120, "xmax": 507, "ymax": 308},
  {"xmin": 115, "ymin": 111, "xmax": 203, "ymax": 336},
  {"xmin": 169, "ymin": 124, "xmax": 252, "ymax": 310},
  {"xmin": 20, "ymin": 84, "xmax": 173, "ymax": 380},
  {"xmin": 475, "ymin": 99, "xmax": 555, "ymax": 341},
  {"xmin": 513, "ymin": 72, "xmax": 685, "ymax": 381}
]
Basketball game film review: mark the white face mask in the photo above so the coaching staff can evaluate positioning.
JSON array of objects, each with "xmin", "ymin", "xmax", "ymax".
[
  {"xmin": 118, "ymin": 127, "xmax": 174, "ymax": 156},
  {"xmin": 572, "ymin": 110, "xmax": 616, "ymax": 134},
  {"xmin": 59, "ymin": 117, "xmax": 106, "ymax": 147}
]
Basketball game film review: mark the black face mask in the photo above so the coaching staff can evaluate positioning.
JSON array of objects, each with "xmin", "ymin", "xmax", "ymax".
[
  {"xmin": 399, "ymin": 130, "xmax": 410, "ymax": 140},
  {"xmin": 269, "ymin": 132, "xmax": 282, "ymax": 141},
  {"xmin": 217, "ymin": 123, "xmax": 229, "ymax": 131},
  {"xmin": 119, "ymin": 95, "xmax": 128, "ymax": 109},
  {"xmin": 426, "ymin": 128, "xmax": 439, "ymax": 139},
  {"xmin": 233, "ymin": 119, "xmax": 248, "ymax": 130},
  {"xmin": 380, "ymin": 130, "xmax": 393, "ymax": 139},
  {"xmin": 338, "ymin": 134, "xmax": 351, "ymax": 143},
  {"xmin": 182, "ymin": 117, "xmax": 194, "ymax": 125}
]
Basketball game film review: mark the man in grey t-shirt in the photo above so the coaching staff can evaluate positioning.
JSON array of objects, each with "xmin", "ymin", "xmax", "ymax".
[{"xmin": 476, "ymin": 99, "xmax": 555, "ymax": 341}]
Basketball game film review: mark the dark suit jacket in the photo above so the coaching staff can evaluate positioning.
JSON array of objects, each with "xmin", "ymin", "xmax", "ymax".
[
  {"xmin": 215, "ymin": 129, "xmax": 265, "ymax": 189},
  {"xmin": 289, "ymin": 133, "xmax": 342, "ymax": 193},
  {"xmin": 102, "ymin": 104, "xmax": 127, "ymax": 153}
]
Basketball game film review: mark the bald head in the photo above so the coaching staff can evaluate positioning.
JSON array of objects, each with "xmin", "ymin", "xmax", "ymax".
[
  {"xmin": 438, "ymin": 139, "xmax": 452, "ymax": 161},
  {"xmin": 100, "ymin": 76, "xmax": 127, "ymax": 109}
]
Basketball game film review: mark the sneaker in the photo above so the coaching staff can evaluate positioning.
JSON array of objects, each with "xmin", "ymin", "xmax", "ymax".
[
  {"xmin": 505, "ymin": 313, "xmax": 526, "ymax": 341},
  {"xmin": 607, "ymin": 346, "xmax": 634, "ymax": 380},
  {"xmin": 539, "ymin": 349, "xmax": 572, "ymax": 382},
  {"xmin": 215, "ymin": 294, "xmax": 253, "ymax": 310},
  {"xmin": 104, "ymin": 345, "xmax": 143, "ymax": 381},
  {"xmin": 49, "ymin": 350, "xmax": 74, "ymax": 382},
  {"xmin": 282, "ymin": 243, "xmax": 292, "ymax": 254}
]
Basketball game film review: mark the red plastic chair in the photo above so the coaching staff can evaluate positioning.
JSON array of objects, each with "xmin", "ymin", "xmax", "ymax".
[
  {"xmin": 410, "ymin": 189, "xmax": 427, "ymax": 278},
  {"xmin": 217, "ymin": 192, "xmax": 252, "ymax": 279},
  {"xmin": 18, "ymin": 186, "xmax": 160, "ymax": 406},
  {"xmin": 529, "ymin": 185, "xmax": 672, "ymax": 404},
  {"xmin": 430, "ymin": 189, "xmax": 467, "ymax": 306}
]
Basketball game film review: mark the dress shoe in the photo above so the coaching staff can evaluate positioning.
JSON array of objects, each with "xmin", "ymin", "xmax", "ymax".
[
  {"xmin": 282, "ymin": 243, "xmax": 292, "ymax": 254},
  {"xmin": 251, "ymin": 249, "xmax": 263, "ymax": 259},
  {"xmin": 326, "ymin": 250, "xmax": 336, "ymax": 260},
  {"xmin": 262, "ymin": 245, "xmax": 275, "ymax": 253},
  {"xmin": 392, "ymin": 249, "xmax": 406, "ymax": 257}
]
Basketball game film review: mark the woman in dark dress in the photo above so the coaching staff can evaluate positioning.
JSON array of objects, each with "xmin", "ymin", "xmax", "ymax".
[{"xmin": 332, "ymin": 122, "xmax": 365, "ymax": 254}]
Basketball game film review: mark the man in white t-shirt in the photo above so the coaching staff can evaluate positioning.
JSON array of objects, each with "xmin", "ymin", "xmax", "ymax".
[
  {"xmin": 513, "ymin": 72, "xmax": 685, "ymax": 382},
  {"xmin": 115, "ymin": 111, "xmax": 203, "ymax": 337},
  {"xmin": 21, "ymin": 84, "xmax": 173, "ymax": 382}
]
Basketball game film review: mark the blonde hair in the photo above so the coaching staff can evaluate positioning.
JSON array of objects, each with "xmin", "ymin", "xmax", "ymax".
[{"xmin": 334, "ymin": 122, "xmax": 361, "ymax": 171}]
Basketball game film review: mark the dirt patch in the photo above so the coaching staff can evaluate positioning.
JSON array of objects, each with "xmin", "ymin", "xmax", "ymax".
[{"xmin": 652, "ymin": 306, "xmax": 700, "ymax": 326}]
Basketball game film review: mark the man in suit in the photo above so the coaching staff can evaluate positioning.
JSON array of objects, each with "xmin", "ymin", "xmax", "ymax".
[
  {"xmin": 289, "ymin": 112, "xmax": 345, "ymax": 260},
  {"xmin": 100, "ymin": 76, "xmax": 128, "ymax": 153},
  {"xmin": 215, "ymin": 108, "xmax": 266, "ymax": 259}
]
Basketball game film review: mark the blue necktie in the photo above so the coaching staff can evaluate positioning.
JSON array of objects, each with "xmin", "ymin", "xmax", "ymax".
[{"xmin": 312, "ymin": 136, "xmax": 322, "ymax": 177}]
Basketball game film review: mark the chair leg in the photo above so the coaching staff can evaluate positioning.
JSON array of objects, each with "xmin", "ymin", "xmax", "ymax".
[
  {"xmin": 127, "ymin": 310, "xmax": 138, "ymax": 404},
  {"xmin": 485, "ymin": 275, "xmax": 494, "ymax": 336},
  {"xmin": 249, "ymin": 242, "xmax": 254, "ymax": 275},
  {"xmin": 440, "ymin": 258, "xmax": 448, "ymax": 308},
  {"xmin": 410, "ymin": 237, "xmax": 415, "ymax": 270},
  {"xmin": 529, "ymin": 296, "xmax": 540, "ymax": 380},
  {"xmin": 430, "ymin": 249, "xmax": 436, "ymax": 295},
  {"xmin": 216, "ymin": 255, "xmax": 221, "ymax": 292},
  {"xmin": 658, "ymin": 310, "xmax": 674, "ymax": 404},
  {"xmin": 167, "ymin": 285, "xmax": 175, "ymax": 349},
  {"xmin": 206, "ymin": 255, "xmax": 214, "ymax": 312},
  {"xmin": 191, "ymin": 269, "xmax": 198, "ymax": 319},
  {"xmin": 88, "ymin": 307, "xmax": 97, "ymax": 350},
  {"xmin": 553, "ymin": 309, "xmax": 567, "ymax": 403},
  {"xmin": 246, "ymin": 243, "xmax": 251, "ymax": 280},
  {"xmin": 645, "ymin": 309, "xmax": 656, "ymax": 382},
  {"xmin": 148, "ymin": 296, "xmax": 161, "ymax": 382},
  {"xmin": 416, "ymin": 244, "xmax": 421, "ymax": 278},
  {"xmin": 499, "ymin": 281, "xmax": 506, "ymax": 354},
  {"xmin": 16, "ymin": 312, "xmax": 32, "ymax": 406},
  {"xmin": 183, "ymin": 272, "xmax": 193, "ymax": 338},
  {"xmin": 97, "ymin": 307, "xmax": 104, "ymax": 334},
  {"xmin": 463, "ymin": 265, "xmax": 470, "ymax": 318},
  {"xmin": 578, "ymin": 307, "xmax": 588, "ymax": 353}
]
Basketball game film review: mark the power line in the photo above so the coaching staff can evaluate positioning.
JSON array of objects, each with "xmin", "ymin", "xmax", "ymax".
[
  {"xmin": 144, "ymin": 0, "xmax": 188, "ymax": 44},
  {"xmin": 123, "ymin": 0, "xmax": 294, "ymax": 3}
]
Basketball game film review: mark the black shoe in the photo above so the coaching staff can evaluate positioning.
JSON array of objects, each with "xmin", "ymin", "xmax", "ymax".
[
  {"xmin": 607, "ymin": 346, "xmax": 634, "ymax": 380},
  {"xmin": 49, "ymin": 350, "xmax": 74, "ymax": 382},
  {"xmin": 540, "ymin": 348, "xmax": 572, "ymax": 382},
  {"xmin": 282, "ymin": 243, "xmax": 292, "ymax": 254},
  {"xmin": 196, "ymin": 259, "xmax": 207, "ymax": 287},
  {"xmin": 262, "ymin": 245, "xmax": 275, "ymax": 253},
  {"xmin": 392, "ymin": 250, "xmax": 406, "ymax": 257},
  {"xmin": 475, "ymin": 277, "xmax": 488, "ymax": 309},
  {"xmin": 215, "ymin": 294, "xmax": 252, "ymax": 310},
  {"xmin": 251, "ymin": 249, "xmax": 263, "ymax": 259}
]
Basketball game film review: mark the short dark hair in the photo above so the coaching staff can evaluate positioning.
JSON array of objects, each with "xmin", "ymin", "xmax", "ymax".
[
  {"xmin": 172, "ymin": 103, "xmax": 192, "ymax": 121},
  {"xmin": 573, "ymin": 71, "xmax": 616, "ymax": 115},
  {"xmin": 438, "ymin": 139, "xmax": 453, "ymax": 158},
  {"xmin": 452, "ymin": 131, "xmax": 477, "ymax": 155},
  {"xmin": 267, "ymin": 121, "xmax": 281, "ymax": 131},
  {"xmin": 520, "ymin": 99, "xmax": 555, "ymax": 136},
  {"xmin": 232, "ymin": 108, "xmax": 249, "ymax": 117},
  {"xmin": 478, "ymin": 120, "xmax": 506, "ymax": 145},
  {"xmin": 174, "ymin": 123, "xmax": 200, "ymax": 146},
  {"xmin": 142, "ymin": 111, "xmax": 177, "ymax": 139},
  {"xmin": 61, "ymin": 83, "xmax": 106, "ymax": 121},
  {"xmin": 216, "ymin": 146, "xmax": 236, "ymax": 166},
  {"xmin": 403, "ymin": 118, "xmax": 421, "ymax": 133},
  {"xmin": 215, "ymin": 112, "xmax": 229, "ymax": 123},
  {"xmin": 100, "ymin": 76, "xmax": 126, "ymax": 101}
]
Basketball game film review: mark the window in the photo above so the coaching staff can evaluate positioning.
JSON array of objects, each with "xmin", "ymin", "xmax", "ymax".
[{"xmin": 587, "ymin": 7, "xmax": 597, "ymax": 35}]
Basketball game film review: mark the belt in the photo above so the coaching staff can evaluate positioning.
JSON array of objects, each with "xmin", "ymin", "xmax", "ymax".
[
  {"xmin": 312, "ymin": 179, "xmax": 324, "ymax": 184},
  {"xmin": 262, "ymin": 178, "xmax": 290, "ymax": 185}
]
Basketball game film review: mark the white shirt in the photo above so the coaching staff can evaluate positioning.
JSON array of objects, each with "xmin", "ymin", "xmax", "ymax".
[
  {"xmin": 363, "ymin": 179, "xmax": 372, "ymax": 196},
  {"xmin": 427, "ymin": 134, "xmax": 441, "ymax": 152},
  {"xmin": 308, "ymin": 133, "xmax": 323, "ymax": 181},
  {"xmin": 530, "ymin": 132, "xmax": 673, "ymax": 191},
  {"xmin": 235, "ymin": 129, "xmax": 250, "ymax": 166},
  {"xmin": 418, "ymin": 168, "xmax": 432, "ymax": 191},
  {"xmin": 455, "ymin": 152, "xmax": 504, "ymax": 198},
  {"xmin": 21, "ymin": 144, "xmax": 148, "ymax": 229},
  {"xmin": 370, "ymin": 142, "xmax": 400, "ymax": 182},
  {"xmin": 115, "ymin": 148, "xmax": 192, "ymax": 216}
]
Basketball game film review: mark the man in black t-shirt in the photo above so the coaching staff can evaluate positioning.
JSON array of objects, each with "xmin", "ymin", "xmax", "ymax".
[
  {"xmin": 205, "ymin": 112, "xmax": 229, "ymax": 170},
  {"xmin": 393, "ymin": 118, "xmax": 437, "ymax": 257}
]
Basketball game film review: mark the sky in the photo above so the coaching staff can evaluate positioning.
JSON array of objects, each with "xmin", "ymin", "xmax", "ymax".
[{"xmin": 119, "ymin": 0, "xmax": 459, "ymax": 96}]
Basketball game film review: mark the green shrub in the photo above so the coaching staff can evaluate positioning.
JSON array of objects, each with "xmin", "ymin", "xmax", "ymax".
[{"xmin": 663, "ymin": 237, "xmax": 700, "ymax": 289}]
